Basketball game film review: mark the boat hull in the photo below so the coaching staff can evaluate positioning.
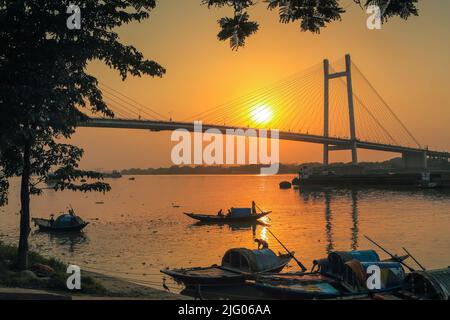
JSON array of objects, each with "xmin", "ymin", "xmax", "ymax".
[
  {"xmin": 162, "ymin": 266, "xmax": 246, "ymax": 286},
  {"xmin": 32, "ymin": 218, "xmax": 89, "ymax": 232},
  {"xmin": 184, "ymin": 211, "xmax": 271, "ymax": 223},
  {"xmin": 162, "ymin": 254, "xmax": 292, "ymax": 287},
  {"xmin": 255, "ymin": 273, "xmax": 344, "ymax": 299}
]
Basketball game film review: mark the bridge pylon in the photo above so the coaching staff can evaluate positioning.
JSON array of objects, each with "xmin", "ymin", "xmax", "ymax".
[{"xmin": 323, "ymin": 54, "xmax": 358, "ymax": 166}]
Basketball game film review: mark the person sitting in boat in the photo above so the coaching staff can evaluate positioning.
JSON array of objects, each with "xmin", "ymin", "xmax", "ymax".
[
  {"xmin": 254, "ymin": 238, "xmax": 269, "ymax": 250},
  {"xmin": 68, "ymin": 208, "xmax": 75, "ymax": 216},
  {"xmin": 217, "ymin": 209, "xmax": 224, "ymax": 217}
]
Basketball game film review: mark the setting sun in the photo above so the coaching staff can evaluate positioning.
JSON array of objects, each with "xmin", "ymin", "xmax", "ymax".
[{"xmin": 251, "ymin": 104, "xmax": 273, "ymax": 125}]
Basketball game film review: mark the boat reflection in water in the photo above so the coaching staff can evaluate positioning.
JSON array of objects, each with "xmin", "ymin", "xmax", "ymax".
[
  {"xmin": 297, "ymin": 188, "xmax": 361, "ymax": 254},
  {"xmin": 32, "ymin": 231, "xmax": 89, "ymax": 253}
]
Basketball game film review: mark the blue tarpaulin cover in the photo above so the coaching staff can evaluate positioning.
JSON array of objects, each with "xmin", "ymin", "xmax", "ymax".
[
  {"xmin": 54, "ymin": 214, "xmax": 75, "ymax": 227},
  {"xmin": 230, "ymin": 208, "xmax": 252, "ymax": 217}
]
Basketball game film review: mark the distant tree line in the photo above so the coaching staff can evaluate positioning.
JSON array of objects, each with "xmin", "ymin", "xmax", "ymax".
[{"xmin": 120, "ymin": 158, "xmax": 449, "ymax": 176}]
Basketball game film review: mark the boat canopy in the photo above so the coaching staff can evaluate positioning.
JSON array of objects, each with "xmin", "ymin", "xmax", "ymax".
[
  {"xmin": 405, "ymin": 268, "xmax": 450, "ymax": 300},
  {"xmin": 221, "ymin": 248, "xmax": 282, "ymax": 273},
  {"xmin": 229, "ymin": 208, "xmax": 252, "ymax": 217},
  {"xmin": 53, "ymin": 214, "xmax": 84, "ymax": 228},
  {"xmin": 345, "ymin": 261, "xmax": 405, "ymax": 290},
  {"xmin": 327, "ymin": 250, "xmax": 380, "ymax": 276}
]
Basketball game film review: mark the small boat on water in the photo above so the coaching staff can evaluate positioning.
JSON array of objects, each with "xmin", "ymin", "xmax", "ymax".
[
  {"xmin": 161, "ymin": 247, "xmax": 293, "ymax": 287},
  {"xmin": 184, "ymin": 202, "xmax": 271, "ymax": 224},
  {"xmin": 279, "ymin": 181, "xmax": 292, "ymax": 189},
  {"xmin": 32, "ymin": 208, "xmax": 89, "ymax": 232}
]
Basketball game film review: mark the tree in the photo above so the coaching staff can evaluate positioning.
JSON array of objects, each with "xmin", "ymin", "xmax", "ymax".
[
  {"xmin": 0, "ymin": 0, "xmax": 165, "ymax": 270},
  {"xmin": 202, "ymin": 0, "xmax": 419, "ymax": 50}
]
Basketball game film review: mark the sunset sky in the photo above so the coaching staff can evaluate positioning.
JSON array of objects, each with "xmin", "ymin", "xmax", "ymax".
[{"xmin": 71, "ymin": 1, "xmax": 450, "ymax": 171}]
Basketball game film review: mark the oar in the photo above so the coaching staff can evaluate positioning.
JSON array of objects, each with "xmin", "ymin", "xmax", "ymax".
[
  {"xmin": 255, "ymin": 204, "xmax": 271, "ymax": 222},
  {"xmin": 255, "ymin": 204, "xmax": 265, "ymax": 214},
  {"xmin": 266, "ymin": 228, "xmax": 307, "ymax": 272},
  {"xmin": 403, "ymin": 247, "xmax": 426, "ymax": 271},
  {"xmin": 364, "ymin": 235, "xmax": 415, "ymax": 272}
]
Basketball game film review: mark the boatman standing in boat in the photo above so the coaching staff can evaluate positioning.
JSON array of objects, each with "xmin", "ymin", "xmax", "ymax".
[{"xmin": 251, "ymin": 201, "xmax": 256, "ymax": 214}]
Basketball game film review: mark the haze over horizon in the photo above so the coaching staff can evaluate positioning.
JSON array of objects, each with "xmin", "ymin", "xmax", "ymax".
[{"xmin": 70, "ymin": 1, "xmax": 450, "ymax": 171}]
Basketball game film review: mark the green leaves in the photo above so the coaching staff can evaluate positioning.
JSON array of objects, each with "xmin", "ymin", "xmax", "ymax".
[
  {"xmin": 203, "ymin": 0, "xmax": 420, "ymax": 49},
  {"xmin": 202, "ymin": 0, "xmax": 259, "ymax": 50},
  {"xmin": 0, "ymin": 0, "xmax": 166, "ymax": 206},
  {"xmin": 0, "ymin": 174, "xmax": 8, "ymax": 206},
  {"xmin": 360, "ymin": 0, "xmax": 418, "ymax": 20},
  {"xmin": 267, "ymin": 0, "xmax": 344, "ymax": 33},
  {"xmin": 218, "ymin": 12, "xmax": 259, "ymax": 50}
]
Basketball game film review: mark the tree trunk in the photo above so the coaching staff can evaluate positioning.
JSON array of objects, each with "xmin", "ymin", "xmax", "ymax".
[{"xmin": 17, "ymin": 140, "xmax": 31, "ymax": 271}]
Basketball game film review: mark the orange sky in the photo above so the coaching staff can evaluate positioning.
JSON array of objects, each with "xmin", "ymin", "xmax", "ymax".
[{"xmin": 71, "ymin": 1, "xmax": 450, "ymax": 170}]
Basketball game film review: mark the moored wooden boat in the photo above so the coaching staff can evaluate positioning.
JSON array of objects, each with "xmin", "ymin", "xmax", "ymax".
[
  {"xmin": 32, "ymin": 208, "xmax": 89, "ymax": 232},
  {"xmin": 254, "ymin": 273, "xmax": 346, "ymax": 299},
  {"xmin": 255, "ymin": 250, "xmax": 407, "ymax": 299},
  {"xmin": 401, "ymin": 268, "xmax": 450, "ymax": 300},
  {"xmin": 161, "ymin": 247, "xmax": 293, "ymax": 287},
  {"xmin": 184, "ymin": 211, "xmax": 270, "ymax": 223}
]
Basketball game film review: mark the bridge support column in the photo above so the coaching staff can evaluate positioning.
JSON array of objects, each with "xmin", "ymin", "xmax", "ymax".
[
  {"xmin": 345, "ymin": 54, "xmax": 358, "ymax": 165},
  {"xmin": 323, "ymin": 59, "xmax": 330, "ymax": 167},
  {"xmin": 323, "ymin": 54, "xmax": 358, "ymax": 166},
  {"xmin": 403, "ymin": 151, "xmax": 427, "ymax": 170}
]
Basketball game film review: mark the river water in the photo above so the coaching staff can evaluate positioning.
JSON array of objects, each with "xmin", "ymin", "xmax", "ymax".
[{"xmin": 1, "ymin": 175, "xmax": 449, "ymax": 292}]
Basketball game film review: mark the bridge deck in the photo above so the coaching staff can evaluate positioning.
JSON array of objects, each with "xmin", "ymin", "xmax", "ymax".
[{"xmin": 78, "ymin": 118, "xmax": 450, "ymax": 159}]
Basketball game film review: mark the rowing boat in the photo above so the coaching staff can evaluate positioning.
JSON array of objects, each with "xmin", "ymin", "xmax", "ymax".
[
  {"xmin": 161, "ymin": 247, "xmax": 292, "ymax": 287},
  {"xmin": 184, "ymin": 211, "xmax": 270, "ymax": 223},
  {"xmin": 32, "ymin": 208, "xmax": 89, "ymax": 232}
]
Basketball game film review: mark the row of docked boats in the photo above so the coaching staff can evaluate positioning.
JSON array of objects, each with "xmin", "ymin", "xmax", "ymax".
[
  {"xmin": 161, "ymin": 247, "xmax": 450, "ymax": 300},
  {"xmin": 174, "ymin": 202, "xmax": 449, "ymax": 300}
]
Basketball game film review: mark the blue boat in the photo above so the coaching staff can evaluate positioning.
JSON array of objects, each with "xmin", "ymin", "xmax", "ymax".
[
  {"xmin": 255, "ymin": 250, "xmax": 406, "ymax": 299},
  {"xmin": 32, "ymin": 208, "xmax": 89, "ymax": 232}
]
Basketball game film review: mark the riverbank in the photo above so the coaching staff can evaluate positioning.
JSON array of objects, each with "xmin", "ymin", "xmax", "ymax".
[{"xmin": 0, "ymin": 242, "xmax": 189, "ymax": 300}]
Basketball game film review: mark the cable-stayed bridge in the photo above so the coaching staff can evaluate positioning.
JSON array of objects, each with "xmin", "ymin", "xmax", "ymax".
[{"xmin": 79, "ymin": 55, "xmax": 450, "ymax": 169}]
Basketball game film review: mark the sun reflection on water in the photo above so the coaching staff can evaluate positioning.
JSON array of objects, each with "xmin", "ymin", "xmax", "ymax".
[{"xmin": 259, "ymin": 225, "xmax": 268, "ymax": 242}]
